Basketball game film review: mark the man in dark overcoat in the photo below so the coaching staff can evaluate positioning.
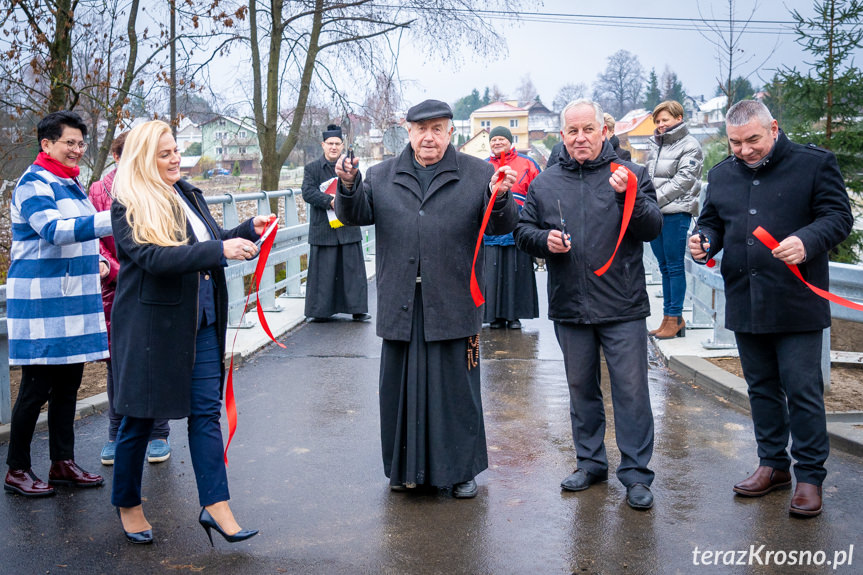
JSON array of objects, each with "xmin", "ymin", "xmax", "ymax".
[
  {"xmin": 301, "ymin": 124, "xmax": 370, "ymax": 322},
  {"xmin": 690, "ymin": 100, "xmax": 853, "ymax": 517},
  {"xmin": 334, "ymin": 99, "xmax": 519, "ymax": 498},
  {"xmin": 514, "ymin": 99, "xmax": 662, "ymax": 510}
]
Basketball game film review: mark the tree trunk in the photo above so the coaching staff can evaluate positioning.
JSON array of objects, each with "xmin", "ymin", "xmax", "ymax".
[{"xmin": 48, "ymin": 0, "xmax": 75, "ymax": 112}]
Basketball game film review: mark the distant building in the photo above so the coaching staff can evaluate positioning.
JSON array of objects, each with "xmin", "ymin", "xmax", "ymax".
[
  {"xmin": 179, "ymin": 155, "xmax": 202, "ymax": 178},
  {"xmin": 176, "ymin": 117, "xmax": 201, "ymax": 152},
  {"xmin": 200, "ymin": 116, "xmax": 261, "ymax": 174},
  {"xmin": 613, "ymin": 109, "xmax": 655, "ymax": 164},
  {"xmin": 459, "ymin": 129, "xmax": 491, "ymax": 160},
  {"xmin": 523, "ymin": 100, "xmax": 558, "ymax": 140},
  {"xmin": 699, "ymin": 96, "xmax": 728, "ymax": 127},
  {"xmin": 469, "ymin": 101, "xmax": 530, "ymax": 152},
  {"xmin": 682, "ymin": 95, "xmax": 706, "ymax": 124}
]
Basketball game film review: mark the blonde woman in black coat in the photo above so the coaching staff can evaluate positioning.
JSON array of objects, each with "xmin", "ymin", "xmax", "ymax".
[{"xmin": 110, "ymin": 120, "xmax": 270, "ymax": 545}]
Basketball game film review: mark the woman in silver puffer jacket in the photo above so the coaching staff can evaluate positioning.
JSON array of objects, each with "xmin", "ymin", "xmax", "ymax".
[{"xmin": 647, "ymin": 100, "xmax": 703, "ymax": 339}]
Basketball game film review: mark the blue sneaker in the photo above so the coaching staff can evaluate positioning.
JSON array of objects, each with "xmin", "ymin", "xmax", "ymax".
[
  {"xmin": 100, "ymin": 441, "xmax": 116, "ymax": 466},
  {"xmin": 147, "ymin": 439, "xmax": 171, "ymax": 463}
]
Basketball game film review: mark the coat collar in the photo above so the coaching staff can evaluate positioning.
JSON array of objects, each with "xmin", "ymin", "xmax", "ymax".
[
  {"xmin": 650, "ymin": 122, "xmax": 690, "ymax": 147},
  {"xmin": 394, "ymin": 143, "xmax": 461, "ymax": 203}
]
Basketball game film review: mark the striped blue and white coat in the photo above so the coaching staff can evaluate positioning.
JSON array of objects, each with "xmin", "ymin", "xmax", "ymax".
[{"xmin": 7, "ymin": 164, "xmax": 113, "ymax": 365}]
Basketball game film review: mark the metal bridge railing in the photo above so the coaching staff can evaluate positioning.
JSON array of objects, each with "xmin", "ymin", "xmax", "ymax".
[{"xmin": 0, "ymin": 189, "xmax": 375, "ymax": 423}]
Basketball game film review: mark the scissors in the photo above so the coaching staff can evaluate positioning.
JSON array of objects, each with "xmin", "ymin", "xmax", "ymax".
[
  {"xmin": 558, "ymin": 199, "xmax": 569, "ymax": 246},
  {"xmin": 254, "ymin": 217, "xmax": 279, "ymax": 248},
  {"xmin": 340, "ymin": 144, "xmax": 356, "ymax": 173}
]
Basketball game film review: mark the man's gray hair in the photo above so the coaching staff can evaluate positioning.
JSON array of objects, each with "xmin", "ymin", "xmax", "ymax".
[
  {"xmin": 725, "ymin": 100, "xmax": 774, "ymax": 128},
  {"xmin": 560, "ymin": 99, "xmax": 604, "ymax": 128}
]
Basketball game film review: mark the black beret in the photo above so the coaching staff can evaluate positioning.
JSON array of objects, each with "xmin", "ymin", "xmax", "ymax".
[
  {"xmin": 406, "ymin": 99, "xmax": 453, "ymax": 122},
  {"xmin": 322, "ymin": 124, "xmax": 342, "ymax": 141}
]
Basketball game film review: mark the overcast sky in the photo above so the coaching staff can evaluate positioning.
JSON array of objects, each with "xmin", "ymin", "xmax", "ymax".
[{"xmin": 389, "ymin": 0, "xmax": 839, "ymax": 110}]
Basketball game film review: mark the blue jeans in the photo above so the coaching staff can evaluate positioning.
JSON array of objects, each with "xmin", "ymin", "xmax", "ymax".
[
  {"xmin": 649, "ymin": 212, "xmax": 691, "ymax": 317},
  {"xmin": 111, "ymin": 324, "xmax": 230, "ymax": 507}
]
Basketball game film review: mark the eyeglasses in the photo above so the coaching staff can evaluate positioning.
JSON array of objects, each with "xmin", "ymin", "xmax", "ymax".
[{"xmin": 52, "ymin": 139, "xmax": 88, "ymax": 151}]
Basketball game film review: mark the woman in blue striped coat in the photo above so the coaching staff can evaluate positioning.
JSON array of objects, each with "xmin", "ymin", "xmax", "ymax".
[{"xmin": 4, "ymin": 111, "xmax": 112, "ymax": 497}]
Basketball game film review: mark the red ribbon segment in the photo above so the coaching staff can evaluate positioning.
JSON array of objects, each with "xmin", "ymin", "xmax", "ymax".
[
  {"xmin": 471, "ymin": 163, "xmax": 508, "ymax": 307},
  {"xmin": 752, "ymin": 226, "xmax": 863, "ymax": 312},
  {"xmin": 224, "ymin": 218, "xmax": 285, "ymax": 465},
  {"xmin": 594, "ymin": 162, "xmax": 637, "ymax": 277}
]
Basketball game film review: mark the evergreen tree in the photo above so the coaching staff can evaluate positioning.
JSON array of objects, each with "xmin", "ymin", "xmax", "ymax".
[
  {"xmin": 661, "ymin": 68, "xmax": 686, "ymax": 105},
  {"xmin": 779, "ymin": 0, "xmax": 863, "ymax": 262},
  {"xmin": 452, "ymin": 88, "xmax": 483, "ymax": 120},
  {"xmin": 643, "ymin": 68, "xmax": 661, "ymax": 110}
]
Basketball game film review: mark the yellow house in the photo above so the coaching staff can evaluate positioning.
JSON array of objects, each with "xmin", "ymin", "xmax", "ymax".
[
  {"xmin": 458, "ymin": 130, "xmax": 491, "ymax": 160},
  {"xmin": 469, "ymin": 101, "xmax": 530, "ymax": 152},
  {"xmin": 613, "ymin": 109, "xmax": 656, "ymax": 165}
]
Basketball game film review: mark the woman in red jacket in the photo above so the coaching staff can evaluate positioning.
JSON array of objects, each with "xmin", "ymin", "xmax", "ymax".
[{"xmin": 483, "ymin": 126, "xmax": 540, "ymax": 329}]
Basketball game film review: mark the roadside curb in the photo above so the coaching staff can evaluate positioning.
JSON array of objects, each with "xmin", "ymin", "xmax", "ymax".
[{"xmin": 665, "ymin": 354, "xmax": 863, "ymax": 459}]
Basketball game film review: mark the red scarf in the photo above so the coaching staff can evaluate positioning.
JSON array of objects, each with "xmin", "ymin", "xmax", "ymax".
[{"xmin": 34, "ymin": 151, "xmax": 81, "ymax": 180}]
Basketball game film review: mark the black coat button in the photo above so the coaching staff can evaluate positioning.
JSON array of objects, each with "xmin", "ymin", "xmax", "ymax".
[
  {"xmin": 749, "ymin": 209, "xmax": 757, "ymax": 215},
  {"xmin": 401, "ymin": 305, "xmax": 408, "ymax": 311},
  {"xmin": 409, "ymin": 257, "xmax": 416, "ymax": 263},
  {"xmin": 747, "ymin": 238, "xmax": 755, "ymax": 246},
  {"xmin": 753, "ymin": 180, "xmax": 760, "ymax": 186},
  {"xmin": 419, "ymin": 210, "xmax": 425, "ymax": 216}
]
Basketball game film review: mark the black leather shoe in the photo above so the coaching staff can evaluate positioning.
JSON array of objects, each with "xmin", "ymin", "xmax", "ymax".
[
  {"xmin": 453, "ymin": 479, "xmax": 478, "ymax": 499},
  {"xmin": 507, "ymin": 320, "xmax": 522, "ymax": 329},
  {"xmin": 489, "ymin": 319, "xmax": 506, "ymax": 329},
  {"xmin": 116, "ymin": 508, "xmax": 153, "ymax": 545},
  {"xmin": 352, "ymin": 313, "xmax": 372, "ymax": 322},
  {"xmin": 560, "ymin": 469, "xmax": 607, "ymax": 492},
  {"xmin": 626, "ymin": 483, "xmax": 654, "ymax": 510},
  {"xmin": 199, "ymin": 507, "xmax": 258, "ymax": 546},
  {"xmin": 306, "ymin": 317, "xmax": 331, "ymax": 323}
]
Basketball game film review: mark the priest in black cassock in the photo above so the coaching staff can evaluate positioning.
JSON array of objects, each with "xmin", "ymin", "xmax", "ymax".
[
  {"xmin": 335, "ymin": 100, "xmax": 519, "ymax": 498},
  {"xmin": 301, "ymin": 124, "xmax": 370, "ymax": 322}
]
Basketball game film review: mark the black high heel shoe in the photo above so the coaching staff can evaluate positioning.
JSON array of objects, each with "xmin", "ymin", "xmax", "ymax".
[
  {"xmin": 116, "ymin": 507, "xmax": 154, "ymax": 545},
  {"xmin": 198, "ymin": 507, "xmax": 259, "ymax": 546}
]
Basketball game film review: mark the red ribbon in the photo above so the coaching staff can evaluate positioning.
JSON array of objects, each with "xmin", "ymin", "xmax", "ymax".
[
  {"xmin": 594, "ymin": 162, "xmax": 637, "ymax": 277},
  {"xmin": 470, "ymin": 162, "xmax": 508, "ymax": 307},
  {"xmin": 224, "ymin": 217, "xmax": 285, "ymax": 465},
  {"xmin": 752, "ymin": 226, "xmax": 863, "ymax": 312}
]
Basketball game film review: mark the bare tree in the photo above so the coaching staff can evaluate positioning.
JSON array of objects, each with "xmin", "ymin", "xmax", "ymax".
[
  {"xmin": 552, "ymin": 83, "xmax": 587, "ymax": 112},
  {"xmin": 0, "ymin": 0, "xmax": 222, "ymax": 183},
  {"xmin": 592, "ymin": 50, "xmax": 644, "ymax": 118},
  {"xmin": 364, "ymin": 72, "xmax": 403, "ymax": 131},
  {"xmin": 697, "ymin": 0, "xmax": 778, "ymax": 112},
  {"xmin": 237, "ymin": 0, "xmax": 522, "ymax": 193},
  {"xmin": 516, "ymin": 75, "xmax": 538, "ymax": 104}
]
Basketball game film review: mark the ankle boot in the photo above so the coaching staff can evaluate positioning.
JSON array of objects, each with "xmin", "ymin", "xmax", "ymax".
[
  {"xmin": 655, "ymin": 316, "xmax": 685, "ymax": 339},
  {"xmin": 649, "ymin": 316, "xmax": 671, "ymax": 336}
]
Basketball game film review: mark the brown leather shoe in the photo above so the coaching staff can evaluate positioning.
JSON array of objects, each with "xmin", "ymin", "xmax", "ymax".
[
  {"xmin": 4, "ymin": 469, "xmax": 55, "ymax": 497},
  {"xmin": 48, "ymin": 460, "xmax": 104, "ymax": 488},
  {"xmin": 649, "ymin": 315, "xmax": 671, "ymax": 336},
  {"xmin": 790, "ymin": 482, "xmax": 822, "ymax": 517},
  {"xmin": 733, "ymin": 466, "xmax": 792, "ymax": 496}
]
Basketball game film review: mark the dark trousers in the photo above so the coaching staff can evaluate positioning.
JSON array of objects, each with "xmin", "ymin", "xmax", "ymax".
[
  {"xmin": 105, "ymin": 361, "xmax": 170, "ymax": 442},
  {"xmin": 554, "ymin": 319, "xmax": 655, "ymax": 486},
  {"xmin": 6, "ymin": 363, "xmax": 85, "ymax": 470},
  {"xmin": 735, "ymin": 330, "xmax": 828, "ymax": 485},
  {"xmin": 111, "ymin": 324, "xmax": 229, "ymax": 507},
  {"xmin": 649, "ymin": 212, "xmax": 691, "ymax": 317}
]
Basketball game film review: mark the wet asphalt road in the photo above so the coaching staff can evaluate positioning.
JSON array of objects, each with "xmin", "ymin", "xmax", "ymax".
[{"xmin": 1, "ymin": 275, "xmax": 862, "ymax": 575}]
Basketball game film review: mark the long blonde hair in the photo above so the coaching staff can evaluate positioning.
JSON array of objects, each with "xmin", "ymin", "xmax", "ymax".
[{"xmin": 113, "ymin": 120, "xmax": 188, "ymax": 246}]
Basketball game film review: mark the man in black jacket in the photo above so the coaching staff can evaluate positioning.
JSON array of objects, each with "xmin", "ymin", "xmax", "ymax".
[
  {"xmin": 515, "ymin": 99, "xmax": 662, "ymax": 510},
  {"xmin": 690, "ymin": 100, "xmax": 853, "ymax": 517},
  {"xmin": 334, "ymin": 100, "xmax": 518, "ymax": 499},
  {"xmin": 301, "ymin": 124, "xmax": 370, "ymax": 322}
]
